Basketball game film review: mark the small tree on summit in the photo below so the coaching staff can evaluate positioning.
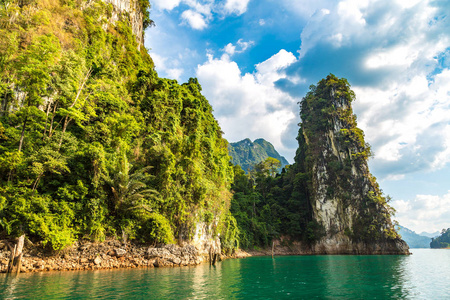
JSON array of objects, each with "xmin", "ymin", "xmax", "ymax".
[{"xmin": 254, "ymin": 157, "xmax": 281, "ymax": 178}]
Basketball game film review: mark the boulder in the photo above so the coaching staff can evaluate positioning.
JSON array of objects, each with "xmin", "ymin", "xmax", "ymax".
[{"xmin": 94, "ymin": 257, "xmax": 102, "ymax": 265}]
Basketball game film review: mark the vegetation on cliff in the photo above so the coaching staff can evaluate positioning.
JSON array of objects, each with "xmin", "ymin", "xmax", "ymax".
[
  {"xmin": 430, "ymin": 228, "xmax": 450, "ymax": 248},
  {"xmin": 0, "ymin": 0, "xmax": 234, "ymax": 252}
]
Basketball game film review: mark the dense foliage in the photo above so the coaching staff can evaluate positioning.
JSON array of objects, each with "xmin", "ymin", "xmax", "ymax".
[
  {"xmin": 228, "ymin": 138, "xmax": 289, "ymax": 173},
  {"xmin": 430, "ymin": 228, "xmax": 450, "ymax": 248},
  {"xmin": 0, "ymin": 0, "xmax": 233, "ymax": 250},
  {"xmin": 230, "ymin": 158, "xmax": 313, "ymax": 249}
]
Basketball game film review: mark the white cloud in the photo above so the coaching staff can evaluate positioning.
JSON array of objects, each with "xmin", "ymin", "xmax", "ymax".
[
  {"xmin": 153, "ymin": 0, "xmax": 250, "ymax": 30},
  {"xmin": 181, "ymin": 9, "xmax": 208, "ymax": 30},
  {"xmin": 151, "ymin": 53, "xmax": 184, "ymax": 81},
  {"xmin": 392, "ymin": 191, "xmax": 450, "ymax": 233},
  {"xmin": 151, "ymin": 0, "xmax": 182, "ymax": 10},
  {"xmin": 152, "ymin": 0, "xmax": 213, "ymax": 30},
  {"xmin": 352, "ymin": 67, "xmax": 450, "ymax": 177},
  {"xmin": 223, "ymin": 0, "xmax": 251, "ymax": 15},
  {"xmin": 223, "ymin": 43, "xmax": 236, "ymax": 55},
  {"xmin": 221, "ymin": 39, "xmax": 254, "ymax": 56},
  {"xmin": 255, "ymin": 49, "xmax": 297, "ymax": 85},
  {"xmin": 196, "ymin": 50, "xmax": 300, "ymax": 160}
]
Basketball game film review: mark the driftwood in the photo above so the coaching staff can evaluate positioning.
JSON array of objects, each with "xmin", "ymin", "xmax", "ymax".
[{"xmin": 7, "ymin": 234, "xmax": 25, "ymax": 274}]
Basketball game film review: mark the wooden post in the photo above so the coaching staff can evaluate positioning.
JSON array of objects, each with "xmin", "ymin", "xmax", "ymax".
[
  {"xmin": 209, "ymin": 246, "xmax": 212, "ymax": 266},
  {"xmin": 7, "ymin": 234, "xmax": 25, "ymax": 274},
  {"xmin": 272, "ymin": 241, "xmax": 274, "ymax": 258}
]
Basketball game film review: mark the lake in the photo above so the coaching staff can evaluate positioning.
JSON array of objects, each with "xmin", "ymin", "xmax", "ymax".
[{"xmin": 1, "ymin": 249, "xmax": 449, "ymax": 299}]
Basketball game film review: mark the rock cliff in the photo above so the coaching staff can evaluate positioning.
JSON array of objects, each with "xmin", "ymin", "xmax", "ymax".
[
  {"xmin": 102, "ymin": 0, "xmax": 144, "ymax": 45},
  {"xmin": 296, "ymin": 74, "xmax": 409, "ymax": 254}
]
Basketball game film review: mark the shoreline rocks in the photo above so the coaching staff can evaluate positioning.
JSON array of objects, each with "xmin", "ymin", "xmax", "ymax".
[
  {"xmin": 0, "ymin": 239, "xmax": 219, "ymax": 273},
  {"xmin": 0, "ymin": 237, "xmax": 409, "ymax": 274},
  {"xmin": 238, "ymin": 238, "xmax": 410, "ymax": 257}
]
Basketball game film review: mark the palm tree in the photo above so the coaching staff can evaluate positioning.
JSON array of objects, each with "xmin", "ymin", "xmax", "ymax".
[{"xmin": 106, "ymin": 153, "xmax": 159, "ymax": 216}]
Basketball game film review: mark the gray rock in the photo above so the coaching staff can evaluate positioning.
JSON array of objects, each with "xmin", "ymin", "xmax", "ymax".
[
  {"xmin": 94, "ymin": 256, "xmax": 102, "ymax": 265},
  {"xmin": 114, "ymin": 248, "xmax": 126, "ymax": 257}
]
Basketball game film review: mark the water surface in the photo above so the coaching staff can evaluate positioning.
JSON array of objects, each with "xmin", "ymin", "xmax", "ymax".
[{"xmin": 1, "ymin": 249, "xmax": 449, "ymax": 299}]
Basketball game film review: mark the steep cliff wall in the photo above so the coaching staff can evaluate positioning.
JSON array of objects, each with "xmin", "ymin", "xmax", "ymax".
[
  {"xmin": 103, "ymin": 0, "xmax": 144, "ymax": 45},
  {"xmin": 297, "ymin": 74, "xmax": 409, "ymax": 254}
]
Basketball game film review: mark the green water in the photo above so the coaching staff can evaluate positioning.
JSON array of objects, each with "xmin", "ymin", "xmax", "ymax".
[{"xmin": 1, "ymin": 249, "xmax": 449, "ymax": 299}]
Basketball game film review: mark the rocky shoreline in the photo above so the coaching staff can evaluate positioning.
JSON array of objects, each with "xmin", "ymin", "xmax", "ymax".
[
  {"xmin": 0, "ymin": 237, "xmax": 410, "ymax": 274},
  {"xmin": 0, "ymin": 239, "xmax": 221, "ymax": 273},
  {"xmin": 237, "ymin": 238, "xmax": 410, "ymax": 257}
]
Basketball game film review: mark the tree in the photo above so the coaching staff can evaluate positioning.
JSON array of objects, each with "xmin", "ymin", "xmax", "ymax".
[
  {"xmin": 106, "ymin": 152, "xmax": 159, "ymax": 216},
  {"xmin": 254, "ymin": 157, "xmax": 281, "ymax": 177}
]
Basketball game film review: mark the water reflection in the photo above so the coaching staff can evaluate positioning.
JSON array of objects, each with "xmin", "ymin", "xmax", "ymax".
[
  {"xmin": 319, "ymin": 255, "xmax": 408, "ymax": 299},
  {"xmin": 0, "ymin": 250, "xmax": 449, "ymax": 299}
]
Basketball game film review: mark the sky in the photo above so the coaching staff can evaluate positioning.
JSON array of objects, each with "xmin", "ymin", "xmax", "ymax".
[{"xmin": 144, "ymin": 0, "xmax": 450, "ymax": 234}]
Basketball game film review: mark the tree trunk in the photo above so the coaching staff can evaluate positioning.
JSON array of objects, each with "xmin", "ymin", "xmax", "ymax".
[
  {"xmin": 48, "ymin": 100, "xmax": 59, "ymax": 138},
  {"xmin": 57, "ymin": 67, "xmax": 92, "ymax": 149},
  {"xmin": 18, "ymin": 116, "xmax": 28, "ymax": 153},
  {"xmin": 32, "ymin": 173, "xmax": 43, "ymax": 191},
  {"xmin": 7, "ymin": 234, "xmax": 25, "ymax": 274},
  {"xmin": 42, "ymin": 100, "xmax": 52, "ymax": 139},
  {"xmin": 58, "ymin": 116, "xmax": 71, "ymax": 149}
]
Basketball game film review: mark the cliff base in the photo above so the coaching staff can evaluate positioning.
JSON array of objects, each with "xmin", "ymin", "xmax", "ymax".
[{"xmin": 0, "ymin": 239, "xmax": 221, "ymax": 273}]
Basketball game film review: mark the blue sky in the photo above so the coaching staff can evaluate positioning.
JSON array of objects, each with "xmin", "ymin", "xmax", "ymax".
[{"xmin": 145, "ymin": 0, "xmax": 450, "ymax": 234}]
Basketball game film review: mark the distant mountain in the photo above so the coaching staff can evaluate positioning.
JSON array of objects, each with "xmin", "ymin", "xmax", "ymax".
[
  {"xmin": 397, "ymin": 226, "xmax": 431, "ymax": 248},
  {"xmin": 228, "ymin": 138, "xmax": 289, "ymax": 173},
  {"xmin": 419, "ymin": 231, "xmax": 440, "ymax": 238}
]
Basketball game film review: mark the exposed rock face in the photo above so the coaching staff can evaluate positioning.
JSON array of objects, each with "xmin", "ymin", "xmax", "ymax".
[
  {"xmin": 190, "ymin": 221, "xmax": 221, "ymax": 257},
  {"xmin": 147, "ymin": 244, "xmax": 204, "ymax": 266},
  {"xmin": 103, "ymin": 0, "xmax": 144, "ymax": 45},
  {"xmin": 298, "ymin": 75, "xmax": 409, "ymax": 254}
]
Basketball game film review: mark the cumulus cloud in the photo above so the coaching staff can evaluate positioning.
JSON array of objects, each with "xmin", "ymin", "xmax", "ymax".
[
  {"xmin": 196, "ymin": 50, "xmax": 300, "ymax": 161},
  {"xmin": 222, "ymin": 39, "xmax": 254, "ymax": 56},
  {"xmin": 151, "ymin": 0, "xmax": 182, "ymax": 10},
  {"xmin": 223, "ymin": 0, "xmax": 251, "ymax": 15},
  {"xmin": 151, "ymin": 53, "xmax": 184, "ymax": 81},
  {"xmin": 392, "ymin": 191, "xmax": 450, "ymax": 233},
  {"xmin": 181, "ymin": 9, "xmax": 209, "ymax": 30},
  {"xmin": 152, "ymin": 0, "xmax": 250, "ymax": 30}
]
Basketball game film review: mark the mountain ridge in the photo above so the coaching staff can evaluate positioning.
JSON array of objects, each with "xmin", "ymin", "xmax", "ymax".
[
  {"xmin": 228, "ymin": 138, "xmax": 289, "ymax": 173},
  {"xmin": 397, "ymin": 225, "xmax": 431, "ymax": 248}
]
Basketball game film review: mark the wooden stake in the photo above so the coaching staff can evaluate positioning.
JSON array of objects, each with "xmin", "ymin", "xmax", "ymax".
[{"xmin": 272, "ymin": 241, "xmax": 274, "ymax": 258}]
